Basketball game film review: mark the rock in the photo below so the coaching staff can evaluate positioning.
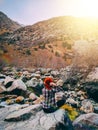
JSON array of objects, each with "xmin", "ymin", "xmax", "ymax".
[
  {"xmin": 94, "ymin": 107, "xmax": 98, "ymax": 113},
  {"xmin": 79, "ymin": 96, "xmax": 85, "ymax": 101},
  {"xmin": 40, "ymin": 109, "xmax": 74, "ymax": 130},
  {"xmin": 40, "ymin": 68, "xmax": 48, "ymax": 75},
  {"xmin": 15, "ymin": 96, "xmax": 25, "ymax": 104},
  {"xmin": 86, "ymin": 67, "xmax": 98, "ymax": 82},
  {"xmin": 0, "ymin": 84, "xmax": 6, "ymax": 93},
  {"xmin": 84, "ymin": 67, "xmax": 98, "ymax": 102},
  {"xmin": 0, "ymin": 74, "xmax": 5, "ymax": 84},
  {"xmin": 26, "ymin": 78, "xmax": 39, "ymax": 88},
  {"xmin": 22, "ymin": 71, "xmax": 29, "ymax": 76},
  {"xmin": 85, "ymin": 84, "xmax": 98, "ymax": 102},
  {"xmin": 56, "ymin": 79, "xmax": 64, "ymax": 86},
  {"xmin": 26, "ymin": 78, "xmax": 44, "ymax": 96},
  {"xmin": 0, "ymin": 101, "xmax": 8, "ymax": 107},
  {"xmin": 0, "ymin": 103, "xmax": 74, "ymax": 130},
  {"xmin": 47, "ymin": 68, "xmax": 52, "ymax": 73},
  {"xmin": 0, "ymin": 74, "xmax": 6, "ymax": 79},
  {"xmin": 80, "ymin": 99, "xmax": 94, "ymax": 113},
  {"xmin": 0, "ymin": 95, "xmax": 17, "ymax": 101},
  {"xmin": 67, "ymin": 76, "xmax": 78, "ymax": 86},
  {"xmin": 77, "ymin": 91, "xmax": 85, "ymax": 96},
  {"xmin": 8, "ymin": 104, "xmax": 30, "ymax": 112},
  {"xmin": 5, "ymin": 104, "xmax": 42, "ymax": 121},
  {"xmin": 44, "ymin": 73, "xmax": 51, "ymax": 77},
  {"xmin": 34, "ymin": 74, "xmax": 41, "ymax": 79},
  {"xmin": 7, "ymin": 79, "xmax": 27, "ymax": 92},
  {"xmin": 33, "ymin": 95, "xmax": 44, "ymax": 104},
  {"xmin": 51, "ymin": 70, "xmax": 60, "ymax": 77},
  {"xmin": 29, "ymin": 93, "xmax": 38, "ymax": 101},
  {"xmin": 4, "ymin": 76, "xmax": 14, "ymax": 88},
  {"xmin": 35, "ymin": 71, "xmax": 41, "ymax": 75},
  {"xmin": 6, "ymin": 99, "xmax": 14, "ymax": 105},
  {"xmin": 73, "ymin": 113, "xmax": 98, "ymax": 130},
  {"xmin": 21, "ymin": 75, "xmax": 30, "ymax": 82},
  {"xmin": 66, "ymin": 98, "xmax": 78, "ymax": 108},
  {"xmin": 31, "ymin": 73, "xmax": 41, "ymax": 79}
]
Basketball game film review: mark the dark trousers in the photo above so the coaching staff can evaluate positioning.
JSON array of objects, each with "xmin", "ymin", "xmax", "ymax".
[
  {"xmin": 43, "ymin": 107, "xmax": 58, "ymax": 113},
  {"xmin": 57, "ymin": 99, "xmax": 65, "ymax": 108}
]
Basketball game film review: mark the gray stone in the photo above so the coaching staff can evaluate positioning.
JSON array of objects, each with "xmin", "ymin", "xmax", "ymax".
[
  {"xmin": 0, "ymin": 104, "xmax": 73, "ymax": 130},
  {"xmin": 80, "ymin": 99, "xmax": 94, "ymax": 113},
  {"xmin": 94, "ymin": 107, "xmax": 98, "ymax": 113},
  {"xmin": 40, "ymin": 109, "xmax": 74, "ymax": 130},
  {"xmin": 5, "ymin": 104, "xmax": 42, "ymax": 121},
  {"xmin": 0, "ymin": 84, "xmax": 6, "ymax": 93},
  {"xmin": 86, "ymin": 67, "xmax": 98, "ymax": 82},
  {"xmin": 73, "ymin": 113, "xmax": 98, "ymax": 130},
  {"xmin": 26, "ymin": 78, "xmax": 43, "ymax": 88},
  {"xmin": 7, "ymin": 79, "xmax": 27, "ymax": 92},
  {"xmin": 51, "ymin": 70, "xmax": 60, "ymax": 77}
]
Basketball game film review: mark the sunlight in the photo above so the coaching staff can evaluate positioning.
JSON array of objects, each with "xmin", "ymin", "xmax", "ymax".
[{"xmin": 73, "ymin": 0, "xmax": 98, "ymax": 18}]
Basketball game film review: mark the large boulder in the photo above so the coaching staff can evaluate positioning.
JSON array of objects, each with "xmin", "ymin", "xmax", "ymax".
[
  {"xmin": 26, "ymin": 78, "xmax": 43, "ymax": 88},
  {"xmin": 80, "ymin": 99, "xmax": 94, "ymax": 113},
  {"xmin": 26, "ymin": 78, "xmax": 44, "ymax": 96},
  {"xmin": 6, "ymin": 79, "xmax": 27, "ymax": 96},
  {"xmin": 86, "ymin": 67, "xmax": 98, "ymax": 82},
  {"xmin": 7, "ymin": 79, "xmax": 27, "ymax": 91},
  {"xmin": 0, "ymin": 104, "xmax": 73, "ymax": 130},
  {"xmin": 5, "ymin": 104, "xmax": 42, "ymax": 121},
  {"xmin": 40, "ymin": 109, "xmax": 74, "ymax": 130},
  {"xmin": 73, "ymin": 113, "xmax": 98, "ymax": 130},
  {"xmin": 83, "ymin": 68, "xmax": 98, "ymax": 102},
  {"xmin": 84, "ymin": 83, "xmax": 98, "ymax": 102}
]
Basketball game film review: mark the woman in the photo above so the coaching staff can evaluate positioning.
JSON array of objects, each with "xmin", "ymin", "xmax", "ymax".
[{"xmin": 42, "ymin": 77, "xmax": 65, "ymax": 113}]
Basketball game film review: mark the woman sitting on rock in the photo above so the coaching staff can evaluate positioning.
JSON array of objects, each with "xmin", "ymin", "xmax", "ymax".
[{"xmin": 42, "ymin": 77, "xmax": 65, "ymax": 113}]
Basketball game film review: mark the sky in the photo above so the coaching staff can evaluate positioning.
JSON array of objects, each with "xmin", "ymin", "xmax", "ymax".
[{"xmin": 0, "ymin": 0, "xmax": 98, "ymax": 25}]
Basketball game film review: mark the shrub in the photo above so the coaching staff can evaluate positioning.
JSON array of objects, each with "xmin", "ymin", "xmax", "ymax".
[
  {"xmin": 34, "ymin": 48, "xmax": 38, "ymax": 51},
  {"xmin": 62, "ymin": 41, "xmax": 72, "ymax": 49},
  {"xmin": 25, "ymin": 49, "xmax": 31, "ymax": 55},
  {"xmin": 55, "ymin": 51, "xmax": 60, "ymax": 57},
  {"xmin": 48, "ymin": 45, "xmax": 52, "ymax": 48},
  {"xmin": 38, "ymin": 43, "xmax": 45, "ymax": 49}
]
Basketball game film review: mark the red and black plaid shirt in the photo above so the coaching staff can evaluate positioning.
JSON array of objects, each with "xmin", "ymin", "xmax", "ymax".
[{"xmin": 42, "ymin": 87, "xmax": 61, "ymax": 109}]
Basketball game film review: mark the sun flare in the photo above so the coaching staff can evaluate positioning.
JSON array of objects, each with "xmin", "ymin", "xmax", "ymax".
[{"xmin": 73, "ymin": 0, "xmax": 98, "ymax": 18}]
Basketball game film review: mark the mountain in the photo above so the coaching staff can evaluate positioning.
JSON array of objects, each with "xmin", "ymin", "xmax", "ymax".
[
  {"xmin": 8, "ymin": 16, "xmax": 98, "ymax": 45},
  {"xmin": 0, "ymin": 11, "xmax": 21, "ymax": 35},
  {"xmin": 1, "ymin": 12, "xmax": 98, "ymax": 69}
]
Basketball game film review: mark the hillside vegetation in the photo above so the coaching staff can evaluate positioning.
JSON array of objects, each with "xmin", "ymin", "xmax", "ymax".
[{"xmin": 0, "ymin": 12, "xmax": 98, "ymax": 69}]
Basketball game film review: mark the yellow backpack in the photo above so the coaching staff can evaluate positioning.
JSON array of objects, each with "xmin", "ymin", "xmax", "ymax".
[{"xmin": 60, "ymin": 104, "xmax": 78, "ymax": 121}]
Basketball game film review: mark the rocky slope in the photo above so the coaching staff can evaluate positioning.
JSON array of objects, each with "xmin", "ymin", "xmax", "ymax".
[
  {"xmin": 0, "ymin": 11, "xmax": 21, "ymax": 35},
  {"xmin": 8, "ymin": 16, "xmax": 98, "ymax": 44},
  {"xmin": 1, "ymin": 12, "xmax": 98, "ymax": 69}
]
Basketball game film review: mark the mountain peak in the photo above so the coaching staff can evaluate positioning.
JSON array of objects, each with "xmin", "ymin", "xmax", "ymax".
[{"xmin": 0, "ymin": 11, "xmax": 21, "ymax": 34}]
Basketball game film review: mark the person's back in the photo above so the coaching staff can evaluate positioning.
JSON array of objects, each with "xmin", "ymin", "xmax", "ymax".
[
  {"xmin": 42, "ymin": 77, "xmax": 58, "ymax": 113},
  {"xmin": 42, "ymin": 77, "xmax": 66, "ymax": 113}
]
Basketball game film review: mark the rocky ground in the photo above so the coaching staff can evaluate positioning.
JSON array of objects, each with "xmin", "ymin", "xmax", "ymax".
[{"xmin": 0, "ymin": 66, "xmax": 98, "ymax": 130}]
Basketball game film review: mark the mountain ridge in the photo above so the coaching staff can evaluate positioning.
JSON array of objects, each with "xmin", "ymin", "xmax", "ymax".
[
  {"xmin": 0, "ymin": 12, "xmax": 98, "ymax": 69},
  {"xmin": 0, "ymin": 11, "xmax": 21, "ymax": 35}
]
